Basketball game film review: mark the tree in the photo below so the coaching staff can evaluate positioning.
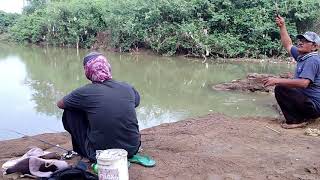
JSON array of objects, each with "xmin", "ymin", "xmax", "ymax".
[
  {"xmin": 7, "ymin": 0, "xmax": 320, "ymax": 58},
  {"xmin": 23, "ymin": 0, "xmax": 49, "ymax": 14},
  {"xmin": 0, "ymin": 11, "xmax": 20, "ymax": 34}
]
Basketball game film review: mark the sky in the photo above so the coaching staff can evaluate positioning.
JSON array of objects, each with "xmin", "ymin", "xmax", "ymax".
[{"xmin": 0, "ymin": 0, "xmax": 24, "ymax": 13}]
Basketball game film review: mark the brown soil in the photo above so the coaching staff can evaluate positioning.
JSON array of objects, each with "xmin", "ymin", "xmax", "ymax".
[{"xmin": 1, "ymin": 114, "xmax": 320, "ymax": 180}]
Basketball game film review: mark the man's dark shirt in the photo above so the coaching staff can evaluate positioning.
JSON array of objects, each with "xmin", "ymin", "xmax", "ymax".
[{"xmin": 63, "ymin": 79, "xmax": 140, "ymax": 157}]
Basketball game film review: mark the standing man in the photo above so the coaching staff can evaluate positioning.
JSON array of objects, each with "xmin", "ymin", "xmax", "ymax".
[
  {"xmin": 57, "ymin": 52, "xmax": 141, "ymax": 161},
  {"xmin": 263, "ymin": 15, "xmax": 320, "ymax": 129}
]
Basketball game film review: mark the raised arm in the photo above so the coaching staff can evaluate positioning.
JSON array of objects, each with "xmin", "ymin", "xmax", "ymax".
[{"xmin": 276, "ymin": 15, "xmax": 293, "ymax": 54}]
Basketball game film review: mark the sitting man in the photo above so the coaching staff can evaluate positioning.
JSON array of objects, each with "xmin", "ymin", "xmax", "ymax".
[
  {"xmin": 263, "ymin": 15, "xmax": 320, "ymax": 129},
  {"xmin": 57, "ymin": 52, "xmax": 141, "ymax": 161}
]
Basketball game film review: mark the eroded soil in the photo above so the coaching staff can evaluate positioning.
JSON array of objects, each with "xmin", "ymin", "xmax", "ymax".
[{"xmin": 1, "ymin": 114, "xmax": 320, "ymax": 180}]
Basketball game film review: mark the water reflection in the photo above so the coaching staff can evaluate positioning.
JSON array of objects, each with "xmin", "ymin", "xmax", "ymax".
[
  {"xmin": 0, "ymin": 43, "xmax": 293, "ymax": 140},
  {"xmin": 0, "ymin": 55, "xmax": 62, "ymax": 140}
]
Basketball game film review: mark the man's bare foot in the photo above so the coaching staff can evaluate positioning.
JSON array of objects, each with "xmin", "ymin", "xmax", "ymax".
[{"xmin": 281, "ymin": 122, "xmax": 308, "ymax": 129}]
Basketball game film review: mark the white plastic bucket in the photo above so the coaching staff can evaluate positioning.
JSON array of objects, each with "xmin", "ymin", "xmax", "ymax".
[{"xmin": 96, "ymin": 149, "xmax": 129, "ymax": 180}]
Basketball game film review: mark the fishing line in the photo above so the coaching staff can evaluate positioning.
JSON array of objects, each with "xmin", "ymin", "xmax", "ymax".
[
  {"xmin": 1, "ymin": 129, "xmax": 78, "ymax": 159},
  {"xmin": 3, "ymin": 129, "xmax": 70, "ymax": 152}
]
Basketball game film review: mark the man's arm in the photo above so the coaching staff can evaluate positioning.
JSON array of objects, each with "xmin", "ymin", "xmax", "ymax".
[
  {"xmin": 57, "ymin": 99, "xmax": 65, "ymax": 109},
  {"xmin": 263, "ymin": 77, "xmax": 310, "ymax": 88},
  {"xmin": 276, "ymin": 15, "xmax": 293, "ymax": 55},
  {"xmin": 133, "ymin": 87, "xmax": 140, "ymax": 108},
  {"xmin": 56, "ymin": 87, "xmax": 85, "ymax": 110}
]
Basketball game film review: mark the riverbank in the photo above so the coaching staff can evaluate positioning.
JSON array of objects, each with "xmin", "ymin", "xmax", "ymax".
[{"xmin": 1, "ymin": 113, "xmax": 320, "ymax": 180}]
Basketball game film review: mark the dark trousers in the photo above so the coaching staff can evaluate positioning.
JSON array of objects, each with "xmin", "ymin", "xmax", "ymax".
[
  {"xmin": 62, "ymin": 110, "xmax": 96, "ymax": 162},
  {"xmin": 274, "ymin": 85, "xmax": 320, "ymax": 124}
]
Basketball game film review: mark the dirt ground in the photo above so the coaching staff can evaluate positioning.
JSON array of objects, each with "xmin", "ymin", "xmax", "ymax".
[{"xmin": 1, "ymin": 113, "xmax": 320, "ymax": 180}]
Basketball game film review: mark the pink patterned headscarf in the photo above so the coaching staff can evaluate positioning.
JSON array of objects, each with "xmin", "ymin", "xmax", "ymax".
[{"xmin": 83, "ymin": 53, "xmax": 112, "ymax": 83}]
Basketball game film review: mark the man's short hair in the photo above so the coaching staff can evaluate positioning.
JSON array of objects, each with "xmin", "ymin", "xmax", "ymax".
[{"xmin": 83, "ymin": 52, "xmax": 103, "ymax": 66}]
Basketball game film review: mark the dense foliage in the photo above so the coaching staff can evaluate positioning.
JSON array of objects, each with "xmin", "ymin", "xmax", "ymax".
[
  {"xmin": 23, "ymin": 0, "xmax": 48, "ymax": 15},
  {"xmin": 0, "ymin": 11, "xmax": 20, "ymax": 34},
  {"xmin": 3, "ymin": 0, "xmax": 320, "ymax": 58}
]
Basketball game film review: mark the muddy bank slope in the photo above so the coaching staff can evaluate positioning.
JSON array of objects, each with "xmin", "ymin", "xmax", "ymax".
[{"xmin": 1, "ymin": 114, "xmax": 320, "ymax": 180}]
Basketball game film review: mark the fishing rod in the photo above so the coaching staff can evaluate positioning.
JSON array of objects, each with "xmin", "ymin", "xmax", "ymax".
[
  {"xmin": 45, "ymin": 128, "xmax": 69, "ymax": 137},
  {"xmin": 6, "ymin": 129, "xmax": 70, "ymax": 152},
  {"xmin": 274, "ymin": 0, "xmax": 280, "ymax": 17},
  {"xmin": 3, "ymin": 129, "xmax": 77, "ymax": 159}
]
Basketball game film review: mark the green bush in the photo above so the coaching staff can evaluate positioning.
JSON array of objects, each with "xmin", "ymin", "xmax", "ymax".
[
  {"xmin": 0, "ymin": 11, "xmax": 20, "ymax": 34},
  {"xmin": 6, "ymin": 0, "xmax": 320, "ymax": 58}
]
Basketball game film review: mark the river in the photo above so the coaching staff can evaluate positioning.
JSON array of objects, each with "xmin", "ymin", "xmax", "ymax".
[{"xmin": 0, "ymin": 43, "xmax": 294, "ymax": 140}]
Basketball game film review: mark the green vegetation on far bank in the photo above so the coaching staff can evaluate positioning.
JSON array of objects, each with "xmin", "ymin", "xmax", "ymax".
[
  {"xmin": 0, "ymin": 11, "xmax": 20, "ymax": 34},
  {"xmin": 0, "ymin": 0, "xmax": 319, "ymax": 58}
]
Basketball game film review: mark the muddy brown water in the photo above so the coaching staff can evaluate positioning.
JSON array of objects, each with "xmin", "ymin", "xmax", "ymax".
[{"xmin": 0, "ymin": 43, "xmax": 294, "ymax": 140}]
